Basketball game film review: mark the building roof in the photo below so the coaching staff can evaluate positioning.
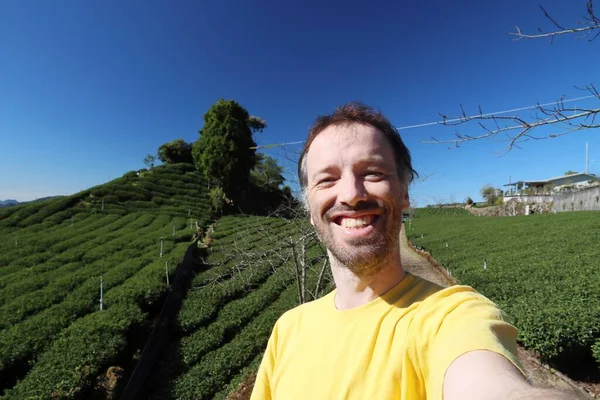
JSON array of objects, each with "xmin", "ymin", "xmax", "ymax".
[{"xmin": 504, "ymin": 173, "xmax": 598, "ymax": 186}]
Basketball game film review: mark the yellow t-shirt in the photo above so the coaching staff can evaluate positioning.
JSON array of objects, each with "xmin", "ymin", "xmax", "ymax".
[{"xmin": 251, "ymin": 273, "xmax": 523, "ymax": 400}]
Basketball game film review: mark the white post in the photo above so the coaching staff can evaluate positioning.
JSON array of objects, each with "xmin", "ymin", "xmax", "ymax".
[
  {"xmin": 14, "ymin": 234, "xmax": 18, "ymax": 246},
  {"xmin": 102, "ymin": 199, "xmax": 104, "ymax": 211},
  {"xmin": 165, "ymin": 261, "xmax": 169, "ymax": 286},
  {"xmin": 190, "ymin": 218, "xmax": 192, "ymax": 230},
  {"xmin": 188, "ymin": 209, "xmax": 191, "ymax": 217},
  {"xmin": 160, "ymin": 238, "xmax": 164, "ymax": 257},
  {"xmin": 484, "ymin": 259, "xmax": 487, "ymax": 270},
  {"xmin": 173, "ymin": 225, "xmax": 176, "ymax": 237},
  {"xmin": 445, "ymin": 242, "xmax": 448, "ymax": 248},
  {"xmin": 100, "ymin": 275, "xmax": 104, "ymax": 311},
  {"xmin": 586, "ymin": 142, "xmax": 589, "ymax": 174}
]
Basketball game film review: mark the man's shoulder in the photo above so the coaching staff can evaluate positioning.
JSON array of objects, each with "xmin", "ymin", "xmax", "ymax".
[
  {"xmin": 411, "ymin": 282, "xmax": 508, "ymax": 329},
  {"xmin": 419, "ymin": 283, "xmax": 496, "ymax": 310}
]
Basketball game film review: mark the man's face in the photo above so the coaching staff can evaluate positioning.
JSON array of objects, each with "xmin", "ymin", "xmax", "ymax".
[{"xmin": 304, "ymin": 123, "xmax": 409, "ymax": 276}]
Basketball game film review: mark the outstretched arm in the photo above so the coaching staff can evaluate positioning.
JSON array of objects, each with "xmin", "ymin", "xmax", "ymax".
[{"xmin": 444, "ymin": 350, "xmax": 587, "ymax": 400}]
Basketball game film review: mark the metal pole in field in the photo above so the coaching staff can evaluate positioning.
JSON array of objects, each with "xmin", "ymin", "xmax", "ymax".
[
  {"xmin": 100, "ymin": 275, "xmax": 104, "ymax": 311},
  {"xmin": 165, "ymin": 261, "xmax": 169, "ymax": 286},
  {"xmin": 160, "ymin": 238, "xmax": 164, "ymax": 257}
]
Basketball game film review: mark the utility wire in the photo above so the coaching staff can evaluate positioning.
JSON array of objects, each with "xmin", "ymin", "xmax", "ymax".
[
  {"xmin": 396, "ymin": 94, "xmax": 596, "ymax": 129},
  {"xmin": 252, "ymin": 94, "xmax": 598, "ymax": 149}
]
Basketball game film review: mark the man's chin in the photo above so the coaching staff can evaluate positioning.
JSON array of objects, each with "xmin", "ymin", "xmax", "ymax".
[{"xmin": 330, "ymin": 246, "xmax": 389, "ymax": 271}]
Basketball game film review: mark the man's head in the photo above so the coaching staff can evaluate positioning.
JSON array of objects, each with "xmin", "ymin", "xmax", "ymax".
[{"xmin": 298, "ymin": 103, "xmax": 416, "ymax": 277}]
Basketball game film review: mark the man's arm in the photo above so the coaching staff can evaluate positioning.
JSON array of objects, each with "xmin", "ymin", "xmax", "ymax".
[{"xmin": 443, "ymin": 350, "xmax": 588, "ymax": 400}]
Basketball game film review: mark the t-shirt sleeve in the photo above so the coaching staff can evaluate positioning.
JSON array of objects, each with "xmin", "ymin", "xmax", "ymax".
[
  {"xmin": 419, "ymin": 287, "xmax": 525, "ymax": 400},
  {"xmin": 250, "ymin": 320, "xmax": 279, "ymax": 400}
]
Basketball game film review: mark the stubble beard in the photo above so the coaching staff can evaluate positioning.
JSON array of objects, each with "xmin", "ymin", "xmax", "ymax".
[{"xmin": 312, "ymin": 202, "xmax": 402, "ymax": 278}]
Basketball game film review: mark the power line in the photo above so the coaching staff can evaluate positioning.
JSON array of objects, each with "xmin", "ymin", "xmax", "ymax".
[
  {"xmin": 252, "ymin": 94, "xmax": 598, "ymax": 149},
  {"xmin": 396, "ymin": 94, "xmax": 596, "ymax": 130}
]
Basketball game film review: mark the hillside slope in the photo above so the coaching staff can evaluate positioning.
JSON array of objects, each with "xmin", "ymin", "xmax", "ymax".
[{"xmin": 0, "ymin": 163, "xmax": 214, "ymax": 399}]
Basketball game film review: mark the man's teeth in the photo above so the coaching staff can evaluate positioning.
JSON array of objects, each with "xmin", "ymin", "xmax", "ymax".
[{"xmin": 340, "ymin": 215, "xmax": 375, "ymax": 228}]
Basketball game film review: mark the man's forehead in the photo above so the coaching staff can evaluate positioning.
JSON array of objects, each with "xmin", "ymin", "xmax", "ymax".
[
  {"xmin": 309, "ymin": 124, "xmax": 386, "ymax": 152},
  {"xmin": 305, "ymin": 124, "xmax": 394, "ymax": 174}
]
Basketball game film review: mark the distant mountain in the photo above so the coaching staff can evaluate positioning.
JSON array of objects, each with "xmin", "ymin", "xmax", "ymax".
[
  {"xmin": 0, "ymin": 199, "xmax": 19, "ymax": 208},
  {"xmin": 0, "ymin": 196, "xmax": 63, "ymax": 209}
]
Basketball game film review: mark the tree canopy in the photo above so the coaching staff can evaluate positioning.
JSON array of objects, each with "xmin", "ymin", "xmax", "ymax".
[
  {"xmin": 157, "ymin": 139, "xmax": 193, "ymax": 164},
  {"xmin": 481, "ymin": 185, "xmax": 500, "ymax": 205},
  {"xmin": 192, "ymin": 99, "xmax": 259, "ymax": 199},
  {"xmin": 250, "ymin": 153, "xmax": 285, "ymax": 189}
]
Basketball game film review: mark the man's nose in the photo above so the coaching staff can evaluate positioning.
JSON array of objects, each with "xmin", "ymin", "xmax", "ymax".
[{"xmin": 338, "ymin": 175, "xmax": 367, "ymax": 207}]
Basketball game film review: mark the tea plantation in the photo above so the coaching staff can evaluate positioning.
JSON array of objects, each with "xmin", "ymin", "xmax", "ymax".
[
  {"xmin": 408, "ymin": 208, "xmax": 600, "ymax": 376},
  {"xmin": 2, "ymin": 167, "xmax": 598, "ymax": 399},
  {"xmin": 148, "ymin": 215, "xmax": 328, "ymax": 400},
  {"xmin": 0, "ymin": 163, "xmax": 214, "ymax": 399}
]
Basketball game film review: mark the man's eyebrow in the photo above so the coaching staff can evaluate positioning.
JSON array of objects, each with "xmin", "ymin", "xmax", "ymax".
[
  {"xmin": 311, "ymin": 166, "xmax": 338, "ymax": 179},
  {"xmin": 355, "ymin": 156, "xmax": 390, "ymax": 167}
]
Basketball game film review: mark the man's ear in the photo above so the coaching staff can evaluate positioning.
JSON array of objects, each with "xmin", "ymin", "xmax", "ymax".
[{"xmin": 401, "ymin": 190, "xmax": 410, "ymax": 211}]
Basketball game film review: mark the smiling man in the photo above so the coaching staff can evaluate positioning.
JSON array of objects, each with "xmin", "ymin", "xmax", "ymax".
[{"xmin": 250, "ymin": 103, "xmax": 582, "ymax": 400}]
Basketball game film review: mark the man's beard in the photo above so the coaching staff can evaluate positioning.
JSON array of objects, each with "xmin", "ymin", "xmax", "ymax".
[{"xmin": 311, "ymin": 200, "xmax": 401, "ymax": 277}]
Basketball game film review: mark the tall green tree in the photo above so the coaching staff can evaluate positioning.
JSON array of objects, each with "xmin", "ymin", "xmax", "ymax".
[
  {"xmin": 157, "ymin": 139, "xmax": 193, "ymax": 164},
  {"xmin": 192, "ymin": 99, "xmax": 260, "ymax": 198}
]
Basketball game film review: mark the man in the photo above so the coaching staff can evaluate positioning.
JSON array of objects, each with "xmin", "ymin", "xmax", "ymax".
[{"xmin": 250, "ymin": 103, "xmax": 581, "ymax": 400}]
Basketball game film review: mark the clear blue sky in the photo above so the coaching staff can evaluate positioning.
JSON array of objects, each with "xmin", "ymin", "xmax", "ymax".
[{"xmin": 1, "ymin": 0, "xmax": 599, "ymax": 205}]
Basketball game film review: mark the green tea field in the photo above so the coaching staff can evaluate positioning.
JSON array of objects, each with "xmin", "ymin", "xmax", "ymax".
[
  {"xmin": 407, "ymin": 208, "xmax": 600, "ymax": 378},
  {"xmin": 148, "ymin": 215, "xmax": 328, "ymax": 400},
  {"xmin": 2, "ymin": 168, "xmax": 599, "ymax": 399},
  {"xmin": 0, "ymin": 163, "xmax": 214, "ymax": 399}
]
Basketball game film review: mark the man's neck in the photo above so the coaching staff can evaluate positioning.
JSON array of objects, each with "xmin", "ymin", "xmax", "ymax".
[{"xmin": 330, "ymin": 251, "xmax": 406, "ymax": 310}]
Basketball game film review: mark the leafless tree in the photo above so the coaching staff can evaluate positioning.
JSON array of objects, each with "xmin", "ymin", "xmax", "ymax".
[
  {"xmin": 429, "ymin": 1, "xmax": 600, "ymax": 152},
  {"xmin": 511, "ymin": 0, "xmax": 600, "ymax": 43},
  {"xmin": 202, "ymin": 202, "xmax": 331, "ymax": 304}
]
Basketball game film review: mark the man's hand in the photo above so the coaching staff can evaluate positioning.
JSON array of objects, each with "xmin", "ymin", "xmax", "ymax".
[{"xmin": 443, "ymin": 350, "xmax": 587, "ymax": 400}]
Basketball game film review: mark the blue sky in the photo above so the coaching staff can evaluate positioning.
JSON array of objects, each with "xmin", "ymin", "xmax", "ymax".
[{"xmin": 1, "ymin": 0, "xmax": 599, "ymax": 205}]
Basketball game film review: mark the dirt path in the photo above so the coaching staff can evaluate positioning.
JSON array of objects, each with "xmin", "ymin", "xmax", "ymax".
[{"xmin": 400, "ymin": 225, "xmax": 597, "ymax": 399}]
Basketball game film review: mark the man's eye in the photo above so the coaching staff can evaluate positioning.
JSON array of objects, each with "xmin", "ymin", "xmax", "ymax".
[
  {"xmin": 317, "ymin": 178, "xmax": 335, "ymax": 186},
  {"xmin": 366, "ymin": 172, "xmax": 384, "ymax": 178}
]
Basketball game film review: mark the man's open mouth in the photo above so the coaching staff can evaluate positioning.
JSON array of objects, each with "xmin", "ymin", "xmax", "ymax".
[{"xmin": 334, "ymin": 215, "xmax": 378, "ymax": 229}]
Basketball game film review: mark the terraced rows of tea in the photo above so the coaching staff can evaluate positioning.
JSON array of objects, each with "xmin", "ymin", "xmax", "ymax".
[
  {"xmin": 148, "ymin": 215, "xmax": 329, "ymax": 400},
  {"xmin": 407, "ymin": 208, "xmax": 600, "ymax": 376},
  {"xmin": 0, "ymin": 163, "xmax": 214, "ymax": 399}
]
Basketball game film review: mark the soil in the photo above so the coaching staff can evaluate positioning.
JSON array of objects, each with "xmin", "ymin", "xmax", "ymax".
[{"xmin": 227, "ymin": 226, "xmax": 598, "ymax": 399}]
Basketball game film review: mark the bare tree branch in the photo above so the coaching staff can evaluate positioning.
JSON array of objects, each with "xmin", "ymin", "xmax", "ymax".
[
  {"xmin": 510, "ymin": 0, "xmax": 600, "ymax": 42},
  {"xmin": 428, "ymin": 85, "xmax": 600, "ymax": 153}
]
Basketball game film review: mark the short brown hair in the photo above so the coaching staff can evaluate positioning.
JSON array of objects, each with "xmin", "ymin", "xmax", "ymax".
[{"xmin": 298, "ymin": 102, "xmax": 417, "ymax": 189}]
